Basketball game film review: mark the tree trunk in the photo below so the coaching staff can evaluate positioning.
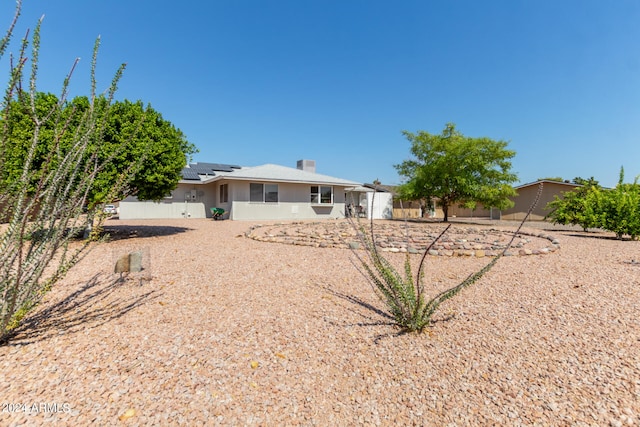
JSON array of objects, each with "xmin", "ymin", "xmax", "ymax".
[{"xmin": 442, "ymin": 204, "xmax": 449, "ymax": 222}]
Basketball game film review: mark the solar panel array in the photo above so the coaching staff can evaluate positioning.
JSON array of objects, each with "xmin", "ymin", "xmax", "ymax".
[
  {"xmin": 181, "ymin": 162, "xmax": 242, "ymax": 180},
  {"xmin": 181, "ymin": 168, "xmax": 200, "ymax": 180}
]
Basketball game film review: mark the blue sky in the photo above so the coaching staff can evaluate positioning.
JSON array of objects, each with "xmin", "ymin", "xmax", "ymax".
[{"xmin": 2, "ymin": 0, "xmax": 639, "ymax": 188}]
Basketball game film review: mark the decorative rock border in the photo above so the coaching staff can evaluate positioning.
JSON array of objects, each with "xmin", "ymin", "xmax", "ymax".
[{"xmin": 245, "ymin": 221, "xmax": 560, "ymax": 257}]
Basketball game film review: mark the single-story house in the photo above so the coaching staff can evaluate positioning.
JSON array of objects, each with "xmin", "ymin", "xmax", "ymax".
[
  {"xmin": 499, "ymin": 179, "xmax": 582, "ymax": 221},
  {"xmin": 445, "ymin": 180, "xmax": 582, "ymax": 221},
  {"xmin": 119, "ymin": 160, "xmax": 391, "ymax": 221},
  {"xmin": 392, "ymin": 180, "xmax": 582, "ymax": 221}
]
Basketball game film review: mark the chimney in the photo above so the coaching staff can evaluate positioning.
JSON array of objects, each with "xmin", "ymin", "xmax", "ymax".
[{"xmin": 296, "ymin": 159, "xmax": 316, "ymax": 173}]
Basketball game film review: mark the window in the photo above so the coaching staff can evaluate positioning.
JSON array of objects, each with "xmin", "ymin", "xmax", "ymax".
[
  {"xmin": 311, "ymin": 185, "xmax": 333, "ymax": 204},
  {"xmin": 219, "ymin": 184, "xmax": 228, "ymax": 203},
  {"xmin": 265, "ymin": 184, "xmax": 278, "ymax": 203},
  {"xmin": 250, "ymin": 183, "xmax": 278, "ymax": 203}
]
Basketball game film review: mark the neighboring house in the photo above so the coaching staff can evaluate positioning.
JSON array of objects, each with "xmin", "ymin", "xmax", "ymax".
[
  {"xmin": 119, "ymin": 160, "xmax": 381, "ymax": 221},
  {"xmin": 500, "ymin": 179, "xmax": 581, "ymax": 221},
  {"xmin": 393, "ymin": 180, "xmax": 581, "ymax": 221}
]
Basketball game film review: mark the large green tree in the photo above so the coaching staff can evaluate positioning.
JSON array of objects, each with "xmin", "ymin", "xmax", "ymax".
[
  {"xmin": 88, "ymin": 98, "xmax": 196, "ymax": 204},
  {"xmin": 395, "ymin": 123, "xmax": 518, "ymax": 222},
  {"xmin": 1, "ymin": 93, "xmax": 197, "ymax": 208}
]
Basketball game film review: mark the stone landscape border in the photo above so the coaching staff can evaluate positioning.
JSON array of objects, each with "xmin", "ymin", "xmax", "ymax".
[{"xmin": 245, "ymin": 221, "xmax": 561, "ymax": 257}]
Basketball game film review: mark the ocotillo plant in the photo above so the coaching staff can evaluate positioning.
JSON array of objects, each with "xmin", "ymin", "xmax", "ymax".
[
  {"xmin": 0, "ymin": 4, "xmax": 133, "ymax": 340},
  {"xmin": 347, "ymin": 183, "xmax": 543, "ymax": 333}
]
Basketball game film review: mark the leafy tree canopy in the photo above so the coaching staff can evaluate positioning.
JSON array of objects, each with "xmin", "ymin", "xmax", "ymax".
[
  {"xmin": 395, "ymin": 123, "xmax": 518, "ymax": 221},
  {"xmin": 546, "ymin": 167, "xmax": 640, "ymax": 239},
  {"xmin": 90, "ymin": 98, "xmax": 197, "ymax": 204},
  {"xmin": 572, "ymin": 176, "xmax": 599, "ymax": 186},
  {"xmin": 1, "ymin": 92, "xmax": 197, "ymax": 207},
  {"xmin": 538, "ymin": 177, "xmax": 566, "ymax": 182}
]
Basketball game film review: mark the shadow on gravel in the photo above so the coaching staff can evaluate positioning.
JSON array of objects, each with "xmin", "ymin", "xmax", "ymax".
[
  {"xmin": 559, "ymin": 232, "xmax": 627, "ymax": 241},
  {"xmin": 102, "ymin": 224, "xmax": 193, "ymax": 240},
  {"xmin": 319, "ymin": 283, "xmax": 462, "ymax": 343},
  {"xmin": 319, "ymin": 285, "xmax": 418, "ymax": 342},
  {"xmin": 1, "ymin": 273, "xmax": 161, "ymax": 346}
]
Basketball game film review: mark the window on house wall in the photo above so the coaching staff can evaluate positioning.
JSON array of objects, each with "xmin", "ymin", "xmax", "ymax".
[
  {"xmin": 311, "ymin": 186, "xmax": 333, "ymax": 204},
  {"xmin": 250, "ymin": 183, "xmax": 278, "ymax": 203},
  {"xmin": 265, "ymin": 184, "xmax": 278, "ymax": 202},
  {"xmin": 219, "ymin": 184, "xmax": 228, "ymax": 203}
]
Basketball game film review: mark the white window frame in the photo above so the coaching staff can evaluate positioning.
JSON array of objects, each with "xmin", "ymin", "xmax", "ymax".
[
  {"xmin": 311, "ymin": 185, "xmax": 333, "ymax": 205},
  {"xmin": 250, "ymin": 183, "xmax": 278, "ymax": 203}
]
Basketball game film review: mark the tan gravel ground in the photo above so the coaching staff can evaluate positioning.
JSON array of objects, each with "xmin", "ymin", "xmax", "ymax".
[{"xmin": 1, "ymin": 218, "xmax": 639, "ymax": 426}]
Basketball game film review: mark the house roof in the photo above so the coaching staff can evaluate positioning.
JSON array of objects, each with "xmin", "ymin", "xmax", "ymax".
[
  {"xmin": 180, "ymin": 162, "xmax": 359, "ymax": 186},
  {"xmin": 515, "ymin": 179, "xmax": 582, "ymax": 190},
  {"xmin": 181, "ymin": 162, "xmax": 242, "ymax": 180}
]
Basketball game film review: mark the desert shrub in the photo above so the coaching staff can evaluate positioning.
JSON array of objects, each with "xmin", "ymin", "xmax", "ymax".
[
  {"xmin": 599, "ymin": 182, "xmax": 640, "ymax": 240},
  {"xmin": 546, "ymin": 181, "xmax": 602, "ymax": 231},
  {"xmin": 0, "ymin": 6, "xmax": 130, "ymax": 340},
  {"xmin": 348, "ymin": 184, "xmax": 542, "ymax": 333},
  {"xmin": 546, "ymin": 168, "xmax": 640, "ymax": 239}
]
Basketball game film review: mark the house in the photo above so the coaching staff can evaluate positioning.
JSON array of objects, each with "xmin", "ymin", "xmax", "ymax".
[
  {"xmin": 119, "ymin": 160, "xmax": 386, "ymax": 221},
  {"xmin": 499, "ymin": 179, "xmax": 581, "ymax": 221},
  {"xmin": 392, "ymin": 180, "xmax": 581, "ymax": 221}
]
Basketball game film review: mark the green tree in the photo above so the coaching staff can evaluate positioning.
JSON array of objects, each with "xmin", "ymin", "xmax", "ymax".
[
  {"xmin": 572, "ymin": 176, "xmax": 599, "ymax": 186},
  {"xmin": 546, "ymin": 168, "xmax": 640, "ymax": 239},
  {"xmin": 545, "ymin": 179, "xmax": 602, "ymax": 231},
  {"xmin": 538, "ymin": 177, "xmax": 565, "ymax": 182},
  {"xmin": 599, "ymin": 169, "xmax": 640, "ymax": 239},
  {"xmin": 1, "ymin": 94, "xmax": 197, "ymax": 208},
  {"xmin": 0, "ymin": 92, "xmax": 61, "ymax": 193},
  {"xmin": 395, "ymin": 123, "xmax": 518, "ymax": 222},
  {"xmin": 87, "ymin": 98, "xmax": 196, "ymax": 205}
]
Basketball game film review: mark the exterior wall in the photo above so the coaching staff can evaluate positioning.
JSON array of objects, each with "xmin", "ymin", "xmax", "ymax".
[
  {"xmin": 501, "ymin": 182, "xmax": 578, "ymax": 221},
  {"xmin": 449, "ymin": 203, "xmax": 492, "ymax": 219},
  {"xmin": 366, "ymin": 192, "xmax": 393, "ymax": 219},
  {"xmin": 119, "ymin": 199, "xmax": 207, "ymax": 219},
  {"xmin": 229, "ymin": 181, "xmax": 348, "ymax": 220},
  {"xmin": 119, "ymin": 182, "xmax": 213, "ymax": 219},
  {"xmin": 119, "ymin": 180, "xmax": 358, "ymax": 221}
]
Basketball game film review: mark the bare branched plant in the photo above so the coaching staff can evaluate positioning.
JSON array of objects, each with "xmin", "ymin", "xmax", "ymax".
[
  {"xmin": 0, "ymin": 3, "xmax": 133, "ymax": 340},
  {"xmin": 347, "ymin": 183, "xmax": 543, "ymax": 333}
]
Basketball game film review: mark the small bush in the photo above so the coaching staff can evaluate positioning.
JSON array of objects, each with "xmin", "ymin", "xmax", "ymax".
[{"xmin": 546, "ymin": 168, "xmax": 640, "ymax": 239}]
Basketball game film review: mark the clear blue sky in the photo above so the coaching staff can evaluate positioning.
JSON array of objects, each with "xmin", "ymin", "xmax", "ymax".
[{"xmin": 3, "ymin": 0, "xmax": 639, "ymax": 188}]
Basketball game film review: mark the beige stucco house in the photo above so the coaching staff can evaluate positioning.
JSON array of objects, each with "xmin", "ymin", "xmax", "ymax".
[
  {"xmin": 499, "ymin": 180, "xmax": 581, "ymax": 221},
  {"xmin": 119, "ymin": 160, "xmax": 379, "ymax": 221},
  {"xmin": 394, "ymin": 180, "xmax": 582, "ymax": 221}
]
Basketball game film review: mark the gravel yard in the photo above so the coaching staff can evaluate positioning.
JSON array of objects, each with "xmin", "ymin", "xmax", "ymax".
[{"xmin": 1, "ymin": 218, "xmax": 639, "ymax": 426}]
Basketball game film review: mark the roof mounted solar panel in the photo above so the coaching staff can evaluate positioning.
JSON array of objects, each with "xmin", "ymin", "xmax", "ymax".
[
  {"xmin": 189, "ymin": 162, "xmax": 242, "ymax": 173},
  {"xmin": 181, "ymin": 168, "xmax": 201, "ymax": 180}
]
